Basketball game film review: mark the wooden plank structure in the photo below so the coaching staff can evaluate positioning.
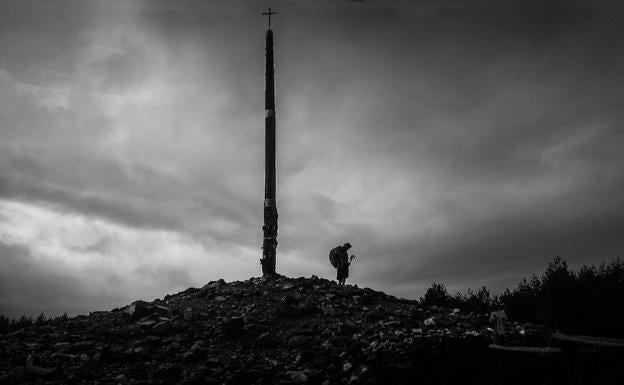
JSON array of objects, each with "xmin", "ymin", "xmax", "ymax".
[
  {"xmin": 551, "ymin": 332, "xmax": 624, "ymax": 349},
  {"xmin": 490, "ymin": 332, "xmax": 624, "ymax": 384},
  {"xmin": 489, "ymin": 344, "xmax": 563, "ymax": 355}
]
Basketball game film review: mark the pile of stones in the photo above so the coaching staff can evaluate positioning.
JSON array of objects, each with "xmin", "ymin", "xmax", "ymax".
[{"xmin": 0, "ymin": 275, "xmax": 551, "ymax": 384}]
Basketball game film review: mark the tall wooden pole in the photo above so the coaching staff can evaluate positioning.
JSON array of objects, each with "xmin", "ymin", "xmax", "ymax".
[{"xmin": 261, "ymin": 8, "xmax": 278, "ymax": 276}]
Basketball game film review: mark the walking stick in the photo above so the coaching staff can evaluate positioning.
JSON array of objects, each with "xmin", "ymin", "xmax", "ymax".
[{"xmin": 349, "ymin": 255, "xmax": 356, "ymax": 276}]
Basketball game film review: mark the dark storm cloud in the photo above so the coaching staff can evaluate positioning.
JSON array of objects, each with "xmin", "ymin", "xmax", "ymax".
[
  {"xmin": 0, "ymin": 11, "xmax": 261, "ymax": 241},
  {"xmin": 358, "ymin": 177, "xmax": 624, "ymax": 282},
  {"xmin": 0, "ymin": 242, "xmax": 125, "ymax": 317},
  {"xmin": 270, "ymin": 4, "xmax": 624, "ymax": 294},
  {"xmin": 1, "ymin": 0, "xmax": 624, "ymax": 316},
  {"xmin": 0, "ymin": 237, "xmax": 212, "ymax": 318}
]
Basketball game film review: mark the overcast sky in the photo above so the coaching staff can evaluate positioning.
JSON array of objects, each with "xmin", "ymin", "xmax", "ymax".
[{"xmin": 1, "ymin": 0, "xmax": 624, "ymax": 317}]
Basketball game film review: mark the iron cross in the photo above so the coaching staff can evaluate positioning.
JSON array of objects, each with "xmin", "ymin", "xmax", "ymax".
[{"xmin": 262, "ymin": 7, "xmax": 277, "ymax": 29}]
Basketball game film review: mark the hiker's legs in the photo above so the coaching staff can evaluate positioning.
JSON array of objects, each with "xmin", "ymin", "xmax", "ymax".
[
  {"xmin": 338, "ymin": 265, "xmax": 349, "ymax": 286},
  {"xmin": 337, "ymin": 266, "xmax": 347, "ymax": 285}
]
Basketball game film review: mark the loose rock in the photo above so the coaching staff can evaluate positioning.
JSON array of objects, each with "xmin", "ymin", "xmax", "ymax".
[{"xmin": 0, "ymin": 275, "xmax": 563, "ymax": 385}]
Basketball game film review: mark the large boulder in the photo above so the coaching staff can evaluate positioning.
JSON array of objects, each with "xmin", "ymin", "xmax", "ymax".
[{"xmin": 124, "ymin": 301, "xmax": 154, "ymax": 319}]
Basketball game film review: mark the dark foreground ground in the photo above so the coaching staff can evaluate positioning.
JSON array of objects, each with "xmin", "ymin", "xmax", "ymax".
[{"xmin": 1, "ymin": 275, "xmax": 623, "ymax": 384}]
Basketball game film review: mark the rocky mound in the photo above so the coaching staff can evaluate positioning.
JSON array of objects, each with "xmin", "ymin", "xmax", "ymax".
[{"xmin": 1, "ymin": 275, "xmax": 552, "ymax": 384}]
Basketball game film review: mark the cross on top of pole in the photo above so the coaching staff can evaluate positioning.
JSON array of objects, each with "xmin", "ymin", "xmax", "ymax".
[{"xmin": 262, "ymin": 7, "xmax": 277, "ymax": 29}]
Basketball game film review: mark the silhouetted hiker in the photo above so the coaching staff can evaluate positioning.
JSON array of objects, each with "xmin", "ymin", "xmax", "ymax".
[{"xmin": 329, "ymin": 243, "xmax": 355, "ymax": 286}]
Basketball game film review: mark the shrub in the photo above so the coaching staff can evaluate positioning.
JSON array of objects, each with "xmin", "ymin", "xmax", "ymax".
[
  {"xmin": 0, "ymin": 315, "xmax": 9, "ymax": 334},
  {"xmin": 421, "ymin": 282, "xmax": 453, "ymax": 308},
  {"xmin": 463, "ymin": 286, "xmax": 492, "ymax": 314}
]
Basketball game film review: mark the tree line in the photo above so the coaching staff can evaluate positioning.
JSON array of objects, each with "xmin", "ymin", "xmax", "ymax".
[{"xmin": 420, "ymin": 256, "xmax": 624, "ymax": 338}]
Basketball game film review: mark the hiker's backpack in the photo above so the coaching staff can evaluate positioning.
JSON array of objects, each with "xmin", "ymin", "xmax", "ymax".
[{"xmin": 329, "ymin": 247, "xmax": 340, "ymax": 268}]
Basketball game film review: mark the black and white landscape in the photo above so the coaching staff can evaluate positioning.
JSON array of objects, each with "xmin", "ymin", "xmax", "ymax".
[{"xmin": 1, "ymin": 1, "xmax": 624, "ymax": 384}]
